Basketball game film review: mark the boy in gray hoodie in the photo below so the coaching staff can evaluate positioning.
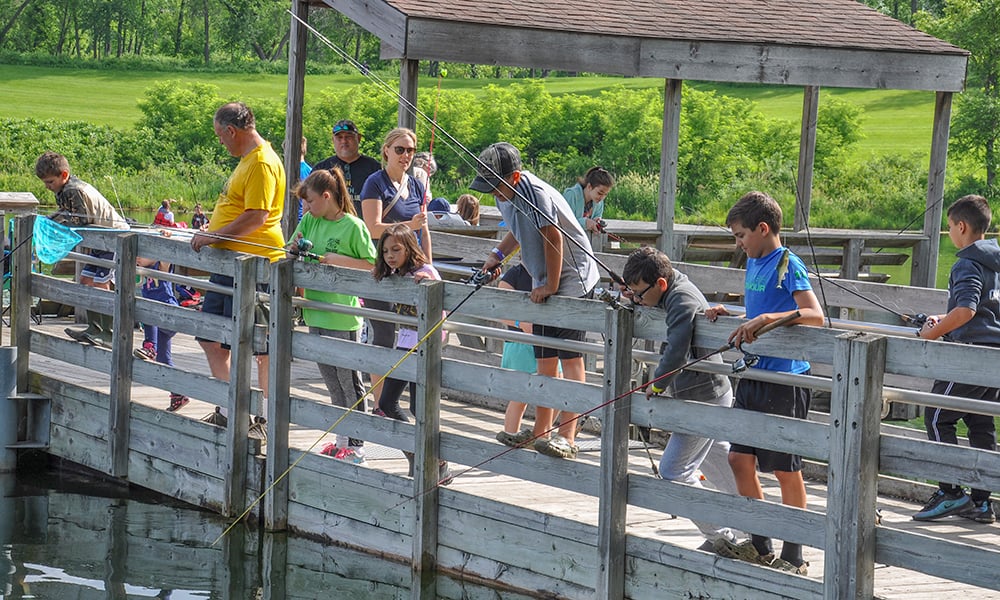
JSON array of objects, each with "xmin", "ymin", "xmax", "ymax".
[
  {"xmin": 913, "ymin": 194, "xmax": 1000, "ymax": 523},
  {"xmin": 623, "ymin": 247, "xmax": 740, "ymax": 549}
]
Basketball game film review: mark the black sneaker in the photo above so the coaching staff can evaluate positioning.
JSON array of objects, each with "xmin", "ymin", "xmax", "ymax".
[
  {"xmin": 201, "ymin": 407, "xmax": 228, "ymax": 428},
  {"xmin": 912, "ymin": 489, "xmax": 970, "ymax": 521},
  {"xmin": 958, "ymin": 500, "xmax": 996, "ymax": 524}
]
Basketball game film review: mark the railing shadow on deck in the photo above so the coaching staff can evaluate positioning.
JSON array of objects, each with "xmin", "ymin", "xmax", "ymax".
[{"xmin": 6, "ymin": 216, "xmax": 1000, "ymax": 600}]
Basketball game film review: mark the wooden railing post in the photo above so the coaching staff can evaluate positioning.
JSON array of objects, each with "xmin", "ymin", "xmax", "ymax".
[
  {"xmin": 11, "ymin": 215, "xmax": 34, "ymax": 391},
  {"xmin": 108, "ymin": 233, "xmax": 138, "ymax": 478},
  {"xmin": 265, "ymin": 258, "xmax": 294, "ymax": 531},
  {"xmin": 223, "ymin": 255, "xmax": 259, "ymax": 517},
  {"xmin": 412, "ymin": 279, "xmax": 444, "ymax": 595},
  {"xmin": 597, "ymin": 304, "xmax": 634, "ymax": 600},
  {"xmin": 824, "ymin": 332, "xmax": 885, "ymax": 600}
]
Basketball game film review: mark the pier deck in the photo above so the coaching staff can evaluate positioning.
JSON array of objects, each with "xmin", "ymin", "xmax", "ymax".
[{"xmin": 23, "ymin": 319, "xmax": 1000, "ymax": 600}]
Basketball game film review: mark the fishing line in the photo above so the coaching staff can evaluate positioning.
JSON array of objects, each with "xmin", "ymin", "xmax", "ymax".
[
  {"xmin": 793, "ymin": 184, "xmax": 833, "ymax": 329},
  {"xmin": 213, "ymin": 249, "xmax": 521, "ymax": 545},
  {"xmin": 288, "ymin": 11, "xmax": 628, "ymax": 290},
  {"xmin": 390, "ymin": 311, "xmax": 802, "ymax": 508}
]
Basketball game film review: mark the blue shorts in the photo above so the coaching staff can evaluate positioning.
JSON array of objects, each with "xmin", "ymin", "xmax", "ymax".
[
  {"xmin": 730, "ymin": 375, "xmax": 811, "ymax": 472},
  {"xmin": 81, "ymin": 249, "xmax": 115, "ymax": 285},
  {"xmin": 198, "ymin": 273, "xmax": 269, "ymax": 354}
]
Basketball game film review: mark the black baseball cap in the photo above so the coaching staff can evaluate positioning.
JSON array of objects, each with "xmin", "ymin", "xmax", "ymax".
[
  {"xmin": 469, "ymin": 142, "xmax": 522, "ymax": 193},
  {"xmin": 332, "ymin": 119, "xmax": 359, "ymax": 135}
]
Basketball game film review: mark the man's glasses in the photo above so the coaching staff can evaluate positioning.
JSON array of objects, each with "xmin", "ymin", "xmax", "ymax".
[
  {"xmin": 624, "ymin": 282, "xmax": 654, "ymax": 304},
  {"xmin": 392, "ymin": 146, "xmax": 416, "ymax": 156}
]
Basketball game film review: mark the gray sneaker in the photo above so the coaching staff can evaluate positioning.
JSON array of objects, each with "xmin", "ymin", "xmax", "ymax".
[
  {"xmin": 534, "ymin": 435, "xmax": 579, "ymax": 459},
  {"xmin": 496, "ymin": 429, "xmax": 534, "ymax": 447},
  {"xmin": 712, "ymin": 539, "xmax": 774, "ymax": 567},
  {"xmin": 770, "ymin": 558, "xmax": 809, "ymax": 576}
]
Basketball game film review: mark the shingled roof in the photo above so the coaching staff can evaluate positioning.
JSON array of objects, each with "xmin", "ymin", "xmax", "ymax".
[{"xmin": 321, "ymin": 0, "xmax": 968, "ymax": 91}]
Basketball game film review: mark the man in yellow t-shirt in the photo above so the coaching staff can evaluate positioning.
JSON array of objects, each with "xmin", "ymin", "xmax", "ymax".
[{"xmin": 190, "ymin": 101, "xmax": 285, "ymax": 427}]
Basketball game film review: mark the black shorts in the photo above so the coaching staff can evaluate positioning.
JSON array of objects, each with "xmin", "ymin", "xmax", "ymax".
[
  {"xmin": 531, "ymin": 287, "xmax": 594, "ymax": 360},
  {"xmin": 730, "ymin": 375, "xmax": 811, "ymax": 472},
  {"xmin": 198, "ymin": 273, "xmax": 269, "ymax": 354}
]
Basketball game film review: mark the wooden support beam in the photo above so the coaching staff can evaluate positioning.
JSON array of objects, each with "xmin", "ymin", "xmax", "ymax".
[
  {"xmin": 282, "ymin": 0, "xmax": 309, "ymax": 240},
  {"xmin": 658, "ymin": 79, "xmax": 681, "ymax": 258},
  {"xmin": 412, "ymin": 279, "xmax": 445, "ymax": 590},
  {"xmin": 795, "ymin": 85, "xmax": 819, "ymax": 232},
  {"xmin": 399, "ymin": 58, "xmax": 419, "ymax": 131},
  {"xmin": 265, "ymin": 258, "xmax": 295, "ymax": 531},
  {"xmin": 12, "ymin": 215, "xmax": 34, "ymax": 391},
  {"xmin": 223, "ymin": 255, "xmax": 259, "ymax": 517},
  {"xmin": 912, "ymin": 91, "xmax": 952, "ymax": 288},
  {"xmin": 824, "ymin": 332, "xmax": 885, "ymax": 600},
  {"xmin": 108, "ymin": 233, "xmax": 138, "ymax": 478},
  {"xmin": 597, "ymin": 305, "xmax": 634, "ymax": 599}
]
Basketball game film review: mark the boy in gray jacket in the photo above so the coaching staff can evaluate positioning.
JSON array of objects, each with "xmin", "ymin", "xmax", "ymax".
[
  {"xmin": 913, "ymin": 194, "xmax": 1000, "ymax": 524},
  {"xmin": 623, "ymin": 247, "xmax": 740, "ymax": 548}
]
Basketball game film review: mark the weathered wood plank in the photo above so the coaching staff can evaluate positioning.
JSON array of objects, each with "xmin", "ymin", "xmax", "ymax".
[
  {"xmin": 109, "ymin": 233, "xmax": 138, "ymax": 476},
  {"xmin": 880, "ymin": 434, "xmax": 1000, "ymax": 492},
  {"xmin": 877, "ymin": 527, "xmax": 1000, "ymax": 592}
]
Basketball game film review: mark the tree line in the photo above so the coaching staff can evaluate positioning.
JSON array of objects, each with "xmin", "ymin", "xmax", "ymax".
[{"xmin": 0, "ymin": 0, "xmax": 996, "ymax": 216}]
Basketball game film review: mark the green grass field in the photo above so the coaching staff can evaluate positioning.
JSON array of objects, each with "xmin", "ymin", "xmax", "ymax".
[{"xmin": 0, "ymin": 65, "xmax": 938, "ymax": 160}]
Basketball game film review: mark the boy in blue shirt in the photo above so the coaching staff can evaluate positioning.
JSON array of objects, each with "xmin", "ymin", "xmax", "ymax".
[
  {"xmin": 706, "ymin": 191, "xmax": 824, "ymax": 574},
  {"xmin": 912, "ymin": 194, "xmax": 1000, "ymax": 524}
]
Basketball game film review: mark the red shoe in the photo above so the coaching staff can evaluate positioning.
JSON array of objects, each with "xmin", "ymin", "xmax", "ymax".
[
  {"xmin": 167, "ymin": 394, "xmax": 189, "ymax": 412},
  {"xmin": 320, "ymin": 442, "xmax": 337, "ymax": 456}
]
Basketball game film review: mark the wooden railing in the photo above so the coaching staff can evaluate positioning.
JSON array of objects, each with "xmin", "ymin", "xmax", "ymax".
[{"xmin": 6, "ymin": 216, "xmax": 998, "ymax": 599}]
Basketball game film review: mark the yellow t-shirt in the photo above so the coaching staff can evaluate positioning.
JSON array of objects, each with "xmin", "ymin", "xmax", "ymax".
[{"xmin": 209, "ymin": 142, "xmax": 286, "ymax": 262}]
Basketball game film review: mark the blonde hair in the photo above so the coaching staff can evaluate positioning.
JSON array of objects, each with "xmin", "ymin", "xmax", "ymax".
[{"xmin": 380, "ymin": 127, "xmax": 417, "ymax": 165}]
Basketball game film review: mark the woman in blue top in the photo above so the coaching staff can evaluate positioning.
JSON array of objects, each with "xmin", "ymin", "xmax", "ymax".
[{"xmin": 359, "ymin": 127, "xmax": 432, "ymax": 402}]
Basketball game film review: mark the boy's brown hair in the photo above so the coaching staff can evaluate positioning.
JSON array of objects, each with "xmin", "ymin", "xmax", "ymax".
[
  {"xmin": 35, "ymin": 151, "xmax": 70, "ymax": 179},
  {"xmin": 726, "ymin": 191, "xmax": 783, "ymax": 233},
  {"xmin": 622, "ymin": 246, "xmax": 675, "ymax": 289},
  {"xmin": 947, "ymin": 194, "xmax": 991, "ymax": 235}
]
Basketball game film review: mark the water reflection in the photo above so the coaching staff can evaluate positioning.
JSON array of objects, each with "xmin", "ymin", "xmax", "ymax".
[{"xmin": 1, "ymin": 468, "xmax": 536, "ymax": 599}]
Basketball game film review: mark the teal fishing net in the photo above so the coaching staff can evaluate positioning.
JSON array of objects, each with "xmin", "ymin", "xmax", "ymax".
[{"xmin": 33, "ymin": 216, "xmax": 83, "ymax": 264}]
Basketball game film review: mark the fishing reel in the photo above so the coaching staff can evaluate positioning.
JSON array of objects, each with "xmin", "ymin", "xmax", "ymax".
[
  {"xmin": 905, "ymin": 313, "xmax": 928, "ymax": 328},
  {"xmin": 293, "ymin": 238, "xmax": 314, "ymax": 255},
  {"xmin": 594, "ymin": 218, "xmax": 608, "ymax": 233},
  {"xmin": 594, "ymin": 286, "xmax": 630, "ymax": 311},
  {"xmin": 730, "ymin": 349, "xmax": 760, "ymax": 374},
  {"xmin": 469, "ymin": 266, "xmax": 502, "ymax": 287}
]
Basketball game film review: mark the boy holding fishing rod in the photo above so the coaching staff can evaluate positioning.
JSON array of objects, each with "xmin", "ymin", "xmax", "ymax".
[
  {"xmin": 705, "ymin": 191, "xmax": 824, "ymax": 575},
  {"xmin": 35, "ymin": 151, "xmax": 129, "ymax": 347}
]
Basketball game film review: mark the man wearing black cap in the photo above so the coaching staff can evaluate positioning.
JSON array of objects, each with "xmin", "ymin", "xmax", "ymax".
[
  {"xmin": 472, "ymin": 142, "xmax": 600, "ymax": 460},
  {"xmin": 313, "ymin": 119, "xmax": 381, "ymax": 215}
]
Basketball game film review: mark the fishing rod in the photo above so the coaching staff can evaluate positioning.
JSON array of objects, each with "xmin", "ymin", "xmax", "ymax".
[
  {"xmin": 288, "ymin": 12, "xmax": 629, "ymax": 290},
  {"xmin": 214, "ymin": 249, "xmax": 518, "ymax": 545},
  {"xmin": 390, "ymin": 310, "xmax": 803, "ymax": 507}
]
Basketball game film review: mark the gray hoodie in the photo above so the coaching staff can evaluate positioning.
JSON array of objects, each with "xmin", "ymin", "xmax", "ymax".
[
  {"xmin": 653, "ymin": 270, "xmax": 732, "ymax": 401},
  {"xmin": 945, "ymin": 238, "xmax": 1000, "ymax": 345}
]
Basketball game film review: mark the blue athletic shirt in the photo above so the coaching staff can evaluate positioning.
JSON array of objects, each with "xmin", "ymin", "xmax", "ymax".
[{"xmin": 744, "ymin": 246, "xmax": 812, "ymax": 374}]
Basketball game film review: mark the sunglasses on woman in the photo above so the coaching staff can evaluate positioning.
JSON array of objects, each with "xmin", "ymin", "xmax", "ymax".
[{"xmin": 392, "ymin": 146, "xmax": 416, "ymax": 156}]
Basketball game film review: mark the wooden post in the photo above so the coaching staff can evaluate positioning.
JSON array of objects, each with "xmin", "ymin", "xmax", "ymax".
[
  {"xmin": 399, "ymin": 58, "xmax": 419, "ymax": 131},
  {"xmin": 795, "ymin": 85, "xmax": 819, "ymax": 232},
  {"xmin": 912, "ymin": 91, "xmax": 951, "ymax": 288},
  {"xmin": 223, "ymin": 255, "xmax": 258, "ymax": 517},
  {"xmin": 265, "ymin": 259, "xmax": 294, "ymax": 531},
  {"xmin": 842, "ymin": 238, "xmax": 863, "ymax": 280},
  {"xmin": 282, "ymin": 0, "xmax": 309, "ymax": 240},
  {"xmin": 11, "ymin": 216, "xmax": 34, "ymax": 392},
  {"xmin": 412, "ymin": 279, "xmax": 444, "ymax": 596},
  {"xmin": 658, "ymin": 79, "xmax": 682, "ymax": 258},
  {"xmin": 108, "ymin": 233, "xmax": 138, "ymax": 478},
  {"xmin": 596, "ymin": 305, "xmax": 634, "ymax": 600},
  {"xmin": 824, "ymin": 332, "xmax": 885, "ymax": 600}
]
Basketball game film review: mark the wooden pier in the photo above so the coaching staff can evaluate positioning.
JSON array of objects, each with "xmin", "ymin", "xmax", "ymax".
[{"xmin": 4, "ymin": 216, "xmax": 1000, "ymax": 599}]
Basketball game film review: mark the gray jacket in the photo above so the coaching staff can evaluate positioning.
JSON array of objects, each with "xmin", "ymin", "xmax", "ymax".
[
  {"xmin": 945, "ymin": 238, "xmax": 1000, "ymax": 345},
  {"xmin": 653, "ymin": 270, "xmax": 732, "ymax": 401}
]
